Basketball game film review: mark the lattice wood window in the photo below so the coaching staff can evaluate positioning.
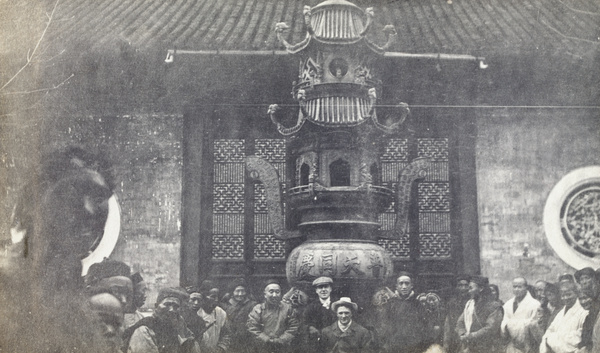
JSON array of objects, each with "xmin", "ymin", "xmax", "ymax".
[
  {"xmin": 378, "ymin": 137, "xmax": 452, "ymax": 259},
  {"xmin": 212, "ymin": 140, "xmax": 245, "ymax": 259},
  {"xmin": 211, "ymin": 139, "xmax": 287, "ymax": 260},
  {"xmin": 253, "ymin": 139, "xmax": 286, "ymax": 259},
  {"xmin": 379, "ymin": 138, "xmax": 410, "ymax": 258}
]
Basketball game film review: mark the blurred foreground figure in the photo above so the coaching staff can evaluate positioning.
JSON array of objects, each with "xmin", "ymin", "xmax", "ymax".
[{"xmin": 0, "ymin": 147, "xmax": 119, "ymax": 352}]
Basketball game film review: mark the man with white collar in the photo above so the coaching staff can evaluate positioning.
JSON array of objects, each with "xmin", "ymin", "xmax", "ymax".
[
  {"xmin": 541, "ymin": 281, "xmax": 588, "ymax": 353},
  {"xmin": 378, "ymin": 271, "xmax": 430, "ymax": 353},
  {"xmin": 502, "ymin": 277, "xmax": 540, "ymax": 353},
  {"xmin": 320, "ymin": 297, "xmax": 373, "ymax": 353},
  {"xmin": 304, "ymin": 277, "xmax": 338, "ymax": 341}
]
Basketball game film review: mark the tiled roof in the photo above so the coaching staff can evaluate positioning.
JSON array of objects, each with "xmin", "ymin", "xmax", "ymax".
[{"xmin": 44, "ymin": 0, "xmax": 599, "ymax": 56}]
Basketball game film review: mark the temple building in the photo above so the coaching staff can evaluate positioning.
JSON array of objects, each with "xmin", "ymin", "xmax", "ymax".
[{"xmin": 1, "ymin": 0, "xmax": 599, "ymax": 303}]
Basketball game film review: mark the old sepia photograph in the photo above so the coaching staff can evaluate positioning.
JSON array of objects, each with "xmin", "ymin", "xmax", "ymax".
[{"xmin": 1, "ymin": 0, "xmax": 599, "ymax": 352}]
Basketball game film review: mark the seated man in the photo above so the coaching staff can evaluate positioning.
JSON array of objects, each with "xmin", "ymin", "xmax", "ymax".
[
  {"xmin": 247, "ymin": 279, "xmax": 299, "ymax": 353},
  {"xmin": 320, "ymin": 297, "xmax": 374, "ymax": 353},
  {"xmin": 124, "ymin": 287, "xmax": 199, "ymax": 353}
]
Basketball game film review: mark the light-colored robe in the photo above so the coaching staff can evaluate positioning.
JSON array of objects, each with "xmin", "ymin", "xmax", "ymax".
[
  {"xmin": 541, "ymin": 299, "xmax": 588, "ymax": 353},
  {"xmin": 502, "ymin": 292, "xmax": 540, "ymax": 353},
  {"xmin": 198, "ymin": 306, "xmax": 230, "ymax": 351}
]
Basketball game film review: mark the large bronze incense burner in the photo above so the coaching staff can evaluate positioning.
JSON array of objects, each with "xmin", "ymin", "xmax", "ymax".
[{"xmin": 246, "ymin": 0, "xmax": 430, "ymax": 302}]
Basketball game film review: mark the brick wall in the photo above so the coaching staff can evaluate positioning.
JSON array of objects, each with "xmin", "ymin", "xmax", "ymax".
[
  {"xmin": 476, "ymin": 109, "xmax": 600, "ymax": 302},
  {"xmin": 1, "ymin": 114, "xmax": 183, "ymax": 308}
]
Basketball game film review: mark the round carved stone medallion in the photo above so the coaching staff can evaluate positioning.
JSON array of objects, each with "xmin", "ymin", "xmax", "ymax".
[{"xmin": 544, "ymin": 166, "xmax": 600, "ymax": 269}]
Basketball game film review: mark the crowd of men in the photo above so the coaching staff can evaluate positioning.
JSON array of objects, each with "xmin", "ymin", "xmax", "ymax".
[
  {"xmin": 67, "ymin": 260, "xmax": 600, "ymax": 353},
  {"xmin": 2, "ymin": 147, "xmax": 600, "ymax": 353}
]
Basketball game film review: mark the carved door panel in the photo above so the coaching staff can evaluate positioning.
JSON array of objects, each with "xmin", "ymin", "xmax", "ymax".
[{"xmin": 205, "ymin": 133, "xmax": 460, "ymax": 291}]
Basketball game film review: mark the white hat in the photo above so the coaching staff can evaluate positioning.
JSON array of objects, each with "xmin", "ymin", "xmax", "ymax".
[{"xmin": 331, "ymin": 297, "xmax": 358, "ymax": 312}]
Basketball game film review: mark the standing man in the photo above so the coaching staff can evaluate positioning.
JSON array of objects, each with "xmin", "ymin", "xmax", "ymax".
[
  {"xmin": 247, "ymin": 279, "xmax": 300, "ymax": 353},
  {"xmin": 124, "ymin": 272, "xmax": 148, "ymax": 328},
  {"xmin": 540, "ymin": 281, "xmax": 588, "ymax": 353},
  {"xmin": 320, "ymin": 297, "xmax": 374, "ymax": 353},
  {"xmin": 124, "ymin": 287, "xmax": 199, "ymax": 353},
  {"xmin": 223, "ymin": 278, "xmax": 257, "ymax": 353},
  {"xmin": 304, "ymin": 277, "xmax": 338, "ymax": 342},
  {"xmin": 576, "ymin": 268, "xmax": 600, "ymax": 353},
  {"xmin": 456, "ymin": 275, "xmax": 503, "ymax": 353},
  {"xmin": 196, "ymin": 283, "xmax": 231, "ymax": 353},
  {"xmin": 444, "ymin": 274, "xmax": 472, "ymax": 353},
  {"xmin": 534, "ymin": 280, "xmax": 548, "ymax": 302},
  {"xmin": 379, "ymin": 271, "xmax": 430, "ymax": 353},
  {"xmin": 501, "ymin": 277, "xmax": 541, "ymax": 353}
]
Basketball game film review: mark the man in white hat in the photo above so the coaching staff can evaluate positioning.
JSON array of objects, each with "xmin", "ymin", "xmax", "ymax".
[
  {"xmin": 304, "ymin": 277, "xmax": 338, "ymax": 341},
  {"xmin": 320, "ymin": 297, "xmax": 374, "ymax": 353}
]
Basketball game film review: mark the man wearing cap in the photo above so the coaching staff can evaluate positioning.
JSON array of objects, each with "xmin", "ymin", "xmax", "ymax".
[
  {"xmin": 378, "ymin": 271, "xmax": 430, "ymax": 353},
  {"xmin": 501, "ymin": 277, "xmax": 541, "ymax": 353},
  {"xmin": 576, "ymin": 268, "xmax": 600, "ymax": 353},
  {"xmin": 195, "ymin": 282, "xmax": 231, "ymax": 353},
  {"xmin": 86, "ymin": 259, "xmax": 134, "ymax": 312},
  {"xmin": 247, "ymin": 279, "xmax": 299, "ymax": 353},
  {"xmin": 456, "ymin": 275, "xmax": 503, "ymax": 353},
  {"xmin": 124, "ymin": 287, "xmax": 200, "ymax": 353},
  {"xmin": 444, "ymin": 275, "xmax": 471, "ymax": 353},
  {"xmin": 304, "ymin": 277, "xmax": 338, "ymax": 341},
  {"xmin": 223, "ymin": 278, "xmax": 257, "ymax": 352},
  {"xmin": 320, "ymin": 297, "xmax": 374, "ymax": 353},
  {"xmin": 541, "ymin": 280, "xmax": 588, "ymax": 353}
]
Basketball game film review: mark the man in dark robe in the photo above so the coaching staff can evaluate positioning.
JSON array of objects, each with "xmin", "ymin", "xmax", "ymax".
[
  {"xmin": 320, "ymin": 297, "xmax": 374, "ymax": 353},
  {"xmin": 378, "ymin": 271, "xmax": 431, "ymax": 353}
]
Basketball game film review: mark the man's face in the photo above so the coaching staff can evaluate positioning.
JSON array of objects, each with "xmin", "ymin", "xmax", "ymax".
[
  {"xmin": 457, "ymin": 280, "xmax": 470, "ymax": 298},
  {"xmin": 233, "ymin": 286, "xmax": 247, "ymax": 302},
  {"xmin": 579, "ymin": 274, "xmax": 596, "ymax": 291},
  {"xmin": 316, "ymin": 284, "xmax": 332, "ymax": 300},
  {"xmin": 396, "ymin": 276, "xmax": 413, "ymax": 297},
  {"xmin": 189, "ymin": 293, "xmax": 202, "ymax": 312},
  {"xmin": 133, "ymin": 281, "xmax": 148, "ymax": 309},
  {"xmin": 98, "ymin": 276, "xmax": 133, "ymax": 310},
  {"xmin": 337, "ymin": 306, "xmax": 352, "ymax": 326},
  {"xmin": 535, "ymin": 281, "xmax": 547, "ymax": 302},
  {"xmin": 155, "ymin": 297, "xmax": 181, "ymax": 323},
  {"xmin": 545, "ymin": 289, "xmax": 560, "ymax": 306},
  {"xmin": 202, "ymin": 289, "xmax": 219, "ymax": 313},
  {"xmin": 580, "ymin": 292, "xmax": 593, "ymax": 310},
  {"xmin": 264, "ymin": 284, "xmax": 282, "ymax": 305},
  {"xmin": 513, "ymin": 278, "xmax": 528, "ymax": 300},
  {"xmin": 468, "ymin": 282, "xmax": 482, "ymax": 300},
  {"xmin": 561, "ymin": 287, "xmax": 577, "ymax": 309}
]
